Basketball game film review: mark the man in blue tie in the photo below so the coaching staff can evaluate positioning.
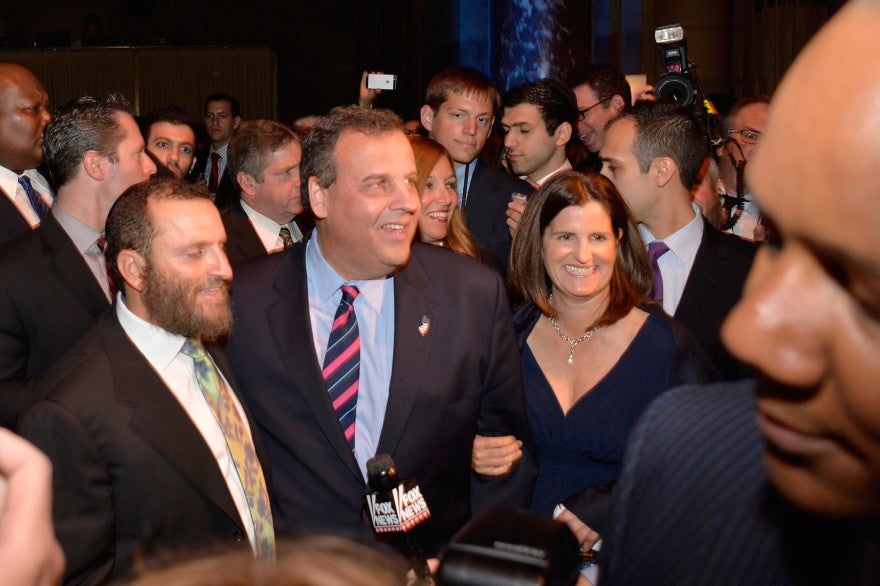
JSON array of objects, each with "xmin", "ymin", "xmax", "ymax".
[
  {"xmin": 0, "ymin": 63, "xmax": 52, "ymax": 247},
  {"xmin": 224, "ymin": 105, "xmax": 536, "ymax": 566}
]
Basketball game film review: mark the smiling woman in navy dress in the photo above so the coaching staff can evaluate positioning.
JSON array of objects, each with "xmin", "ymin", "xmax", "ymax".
[{"xmin": 472, "ymin": 171, "xmax": 717, "ymax": 555}]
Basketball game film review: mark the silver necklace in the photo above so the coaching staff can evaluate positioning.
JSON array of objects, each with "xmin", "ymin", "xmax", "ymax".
[{"xmin": 547, "ymin": 315, "xmax": 599, "ymax": 365}]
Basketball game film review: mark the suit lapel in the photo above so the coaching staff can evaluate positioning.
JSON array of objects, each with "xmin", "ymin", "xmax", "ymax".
[
  {"xmin": 264, "ymin": 243, "xmax": 363, "ymax": 481},
  {"xmin": 104, "ymin": 312, "xmax": 243, "ymax": 529},
  {"xmin": 378, "ymin": 247, "xmax": 439, "ymax": 457},
  {"xmin": 676, "ymin": 217, "xmax": 726, "ymax": 324},
  {"xmin": 0, "ymin": 189, "xmax": 31, "ymax": 238},
  {"xmin": 41, "ymin": 214, "xmax": 110, "ymax": 316},
  {"xmin": 227, "ymin": 204, "xmax": 268, "ymax": 260}
]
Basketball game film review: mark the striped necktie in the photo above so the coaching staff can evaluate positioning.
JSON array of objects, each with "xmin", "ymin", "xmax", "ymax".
[
  {"xmin": 18, "ymin": 176, "xmax": 50, "ymax": 221},
  {"xmin": 181, "ymin": 339, "xmax": 275, "ymax": 558},
  {"xmin": 322, "ymin": 285, "xmax": 360, "ymax": 450}
]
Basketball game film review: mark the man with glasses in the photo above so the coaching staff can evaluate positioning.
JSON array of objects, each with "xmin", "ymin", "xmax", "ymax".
[
  {"xmin": 567, "ymin": 66, "xmax": 632, "ymax": 166},
  {"xmin": 716, "ymin": 96, "xmax": 770, "ymax": 241}
]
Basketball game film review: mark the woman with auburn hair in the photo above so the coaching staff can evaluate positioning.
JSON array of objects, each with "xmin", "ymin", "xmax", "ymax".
[
  {"xmin": 471, "ymin": 171, "xmax": 717, "ymax": 579},
  {"xmin": 408, "ymin": 135, "xmax": 501, "ymax": 270}
]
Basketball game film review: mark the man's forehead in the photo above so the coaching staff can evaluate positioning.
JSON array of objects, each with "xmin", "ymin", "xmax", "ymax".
[
  {"xmin": 734, "ymin": 103, "xmax": 768, "ymax": 129},
  {"xmin": 443, "ymin": 91, "xmax": 494, "ymax": 112},
  {"xmin": 149, "ymin": 122, "xmax": 195, "ymax": 141}
]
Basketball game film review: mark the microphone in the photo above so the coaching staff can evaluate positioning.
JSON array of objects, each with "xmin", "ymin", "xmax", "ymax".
[{"xmin": 366, "ymin": 454, "xmax": 432, "ymax": 584}]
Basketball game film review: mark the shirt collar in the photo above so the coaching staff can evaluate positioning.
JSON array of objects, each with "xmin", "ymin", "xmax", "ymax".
[
  {"xmin": 523, "ymin": 159, "xmax": 573, "ymax": 187},
  {"xmin": 52, "ymin": 205, "xmax": 102, "ymax": 255},
  {"xmin": 305, "ymin": 231, "xmax": 390, "ymax": 306},
  {"xmin": 638, "ymin": 203, "xmax": 704, "ymax": 264},
  {"xmin": 0, "ymin": 166, "xmax": 52, "ymax": 202},
  {"xmin": 116, "ymin": 295, "xmax": 186, "ymax": 374}
]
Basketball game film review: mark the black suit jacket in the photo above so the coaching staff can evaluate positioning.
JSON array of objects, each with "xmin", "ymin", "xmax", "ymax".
[
  {"xmin": 0, "ymin": 189, "xmax": 32, "ymax": 248},
  {"xmin": 220, "ymin": 202, "xmax": 315, "ymax": 265},
  {"xmin": 674, "ymin": 217, "xmax": 757, "ymax": 380},
  {"xmin": 19, "ymin": 309, "xmax": 270, "ymax": 585},
  {"xmin": 0, "ymin": 213, "xmax": 110, "ymax": 429},
  {"xmin": 464, "ymin": 159, "xmax": 533, "ymax": 271},
  {"xmin": 224, "ymin": 240, "xmax": 536, "ymax": 555},
  {"xmin": 602, "ymin": 381, "xmax": 880, "ymax": 585}
]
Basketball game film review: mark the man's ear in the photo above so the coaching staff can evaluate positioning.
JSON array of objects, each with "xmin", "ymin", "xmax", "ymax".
[
  {"xmin": 420, "ymin": 105, "xmax": 435, "ymax": 134},
  {"xmin": 83, "ymin": 151, "xmax": 105, "ymax": 181},
  {"xmin": 554, "ymin": 122, "xmax": 572, "ymax": 146},
  {"xmin": 308, "ymin": 176, "xmax": 328, "ymax": 220},
  {"xmin": 233, "ymin": 115, "xmax": 242, "ymax": 132},
  {"xmin": 609, "ymin": 95, "xmax": 627, "ymax": 116},
  {"xmin": 116, "ymin": 249, "xmax": 147, "ymax": 293},
  {"xmin": 651, "ymin": 156, "xmax": 677, "ymax": 188},
  {"xmin": 237, "ymin": 171, "xmax": 256, "ymax": 201}
]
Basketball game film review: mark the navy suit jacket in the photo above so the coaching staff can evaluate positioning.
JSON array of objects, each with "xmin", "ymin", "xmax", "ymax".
[
  {"xmin": 0, "ymin": 213, "xmax": 110, "ymax": 429},
  {"xmin": 0, "ymin": 189, "xmax": 31, "ymax": 248},
  {"xmin": 224, "ymin": 239, "xmax": 536, "ymax": 555},
  {"xmin": 19, "ymin": 309, "xmax": 269, "ymax": 585},
  {"xmin": 674, "ymin": 217, "xmax": 757, "ymax": 380},
  {"xmin": 602, "ymin": 381, "xmax": 880, "ymax": 585},
  {"xmin": 463, "ymin": 159, "xmax": 533, "ymax": 271}
]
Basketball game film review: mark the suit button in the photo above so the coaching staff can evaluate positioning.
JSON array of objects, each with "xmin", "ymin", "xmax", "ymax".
[{"xmin": 233, "ymin": 530, "xmax": 245, "ymax": 543}]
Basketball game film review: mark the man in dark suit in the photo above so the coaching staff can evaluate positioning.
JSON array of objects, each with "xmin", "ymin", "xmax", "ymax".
[
  {"xmin": 192, "ymin": 93, "xmax": 241, "ymax": 209},
  {"xmin": 603, "ymin": 4, "xmax": 880, "ymax": 581},
  {"xmin": 225, "ymin": 106, "xmax": 535, "ymax": 561},
  {"xmin": 19, "ymin": 178, "xmax": 275, "ymax": 584},
  {"xmin": 600, "ymin": 101, "xmax": 756, "ymax": 380},
  {"xmin": 420, "ymin": 66, "xmax": 532, "ymax": 271},
  {"xmin": 221, "ymin": 119, "xmax": 313, "ymax": 265},
  {"xmin": 0, "ymin": 62, "xmax": 52, "ymax": 247},
  {"xmin": 0, "ymin": 94, "xmax": 156, "ymax": 429}
]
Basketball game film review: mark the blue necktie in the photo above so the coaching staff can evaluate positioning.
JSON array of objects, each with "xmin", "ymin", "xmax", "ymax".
[
  {"xmin": 18, "ymin": 176, "xmax": 50, "ymax": 221},
  {"xmin": 322, "ymin": 285, "xmax": 360, "ymax": 450}
]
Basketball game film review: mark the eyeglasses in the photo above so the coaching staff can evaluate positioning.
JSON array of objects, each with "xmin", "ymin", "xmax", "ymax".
[
  {"xmin": 577, "ymin": 97, "xmax": 612, "ymax": 121},
  {"xmin": 727, "ymin": 128, "xmax": 763, "ymax": 145}
]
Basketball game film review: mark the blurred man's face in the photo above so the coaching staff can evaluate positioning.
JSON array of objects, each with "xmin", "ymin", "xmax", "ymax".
[
  {"xmin": 717, "ymin": 101, "xmax": 768, "ymax": 194},
  {"xmin": 204, "ymin": 100, "xmax": 240, "ymax": 147},
  {"xmin": 147, "ymin": 122, "xmax": 195, "ymax": 178},
  {"xmin": 721, "ymin": 0, "xmax": 880, "ymax": 518},
  {"xmin": 573, "ymin": 84, "xmax": 618, "ymax": 153}
]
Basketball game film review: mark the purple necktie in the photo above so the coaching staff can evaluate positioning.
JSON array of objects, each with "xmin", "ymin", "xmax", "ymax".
[
  {"xmin": 648, "ymin": 241, "xmax": 670, "ymax": 301},
  {"xmin": 322, "ymin": 285, "xmax": 360, "ymax": 450},
  {"xmin": 18, "ymin": 176, "xmax": 50, "ymax": 221}
]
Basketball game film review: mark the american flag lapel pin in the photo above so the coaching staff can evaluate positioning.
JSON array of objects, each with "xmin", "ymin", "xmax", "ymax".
[{"xmin": 418, "ymin": 315, "xmax": 430, "ymax": 337}]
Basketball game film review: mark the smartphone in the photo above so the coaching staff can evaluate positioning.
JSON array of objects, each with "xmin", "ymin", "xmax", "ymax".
[{"xmin": 367, "ymin": 74, "xmax": 397, "ymax": 91}]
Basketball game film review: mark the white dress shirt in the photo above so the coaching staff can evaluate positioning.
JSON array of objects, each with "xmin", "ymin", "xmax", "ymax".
[
  {"xmin": 240, "ymin": 200, "xmax": 302, "ymax": 252},
  {"xmin": 116, "ymin": 297, "xmax": 258, "ymax": 551},
  {"xmin": 638, "ymin": 204, "xmax": 704, "ymax": 316},
  {"xmin": 0, "ymin": 166, "xmax": 54, "ymax": 228}
]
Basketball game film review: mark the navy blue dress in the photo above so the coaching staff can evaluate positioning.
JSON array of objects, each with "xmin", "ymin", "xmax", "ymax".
[{"xmin": 512, "ymin": 303, "xmax": 719, "ymax": 530}]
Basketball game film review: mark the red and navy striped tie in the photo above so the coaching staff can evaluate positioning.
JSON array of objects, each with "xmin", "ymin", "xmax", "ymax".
[{"xmin": 323, "ymin": 285, "xmax": 360, "ymax": 450}]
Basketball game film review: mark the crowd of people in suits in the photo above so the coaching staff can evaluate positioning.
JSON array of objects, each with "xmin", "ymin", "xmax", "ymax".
[{"xmin": 2, "ymin": 0, "xmax": 880, "ymax": 582}]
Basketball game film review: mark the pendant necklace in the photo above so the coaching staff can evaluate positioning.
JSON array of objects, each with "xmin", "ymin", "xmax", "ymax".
[{"xmin": 548, "ymin": 315, "xmax": 599, "ymax": 365}]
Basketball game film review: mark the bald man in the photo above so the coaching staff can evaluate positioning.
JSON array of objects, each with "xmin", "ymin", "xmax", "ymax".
[
  {"xmin": 601, "ymin": 2, "xmax": 880, "ymax": 583},
  {"xmin": 0, "ymin": 63, "xmax": 51, "ymax": 247}
]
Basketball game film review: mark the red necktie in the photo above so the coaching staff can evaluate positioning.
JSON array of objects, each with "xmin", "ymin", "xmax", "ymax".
[
  {"xmin": 209, "ymin": 152, "xmax": 221, "ymax": 194},
  {"xmin": 96, "ymin": 236, "xmax": 119, "ymax": 299}
]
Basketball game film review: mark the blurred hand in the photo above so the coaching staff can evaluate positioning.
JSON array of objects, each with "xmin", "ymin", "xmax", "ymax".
[
  {"xmin": 633, "ymin": 84, "xmax": 657, "ymax": 103},
  {"xmin": 0, "ymin": 428, "xmax": 65, "ymax": 586},
  {"xmin": 405, "ymin": 557, "xmax": 439, "ymax": 585},
  {"xmin": 555, "ymin": 507, "xmax": 600, "ymax": 551},
  {"xmin": 506, "ymin": 200, "xmax": 527, "ymax": 238},
  {"xmin": 359, "ymin": 70, "xmax": 383, "ymax": 108},
  {"xmin": 471, "ymin": 434, "xmax": 522, "ymax": 476}
]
